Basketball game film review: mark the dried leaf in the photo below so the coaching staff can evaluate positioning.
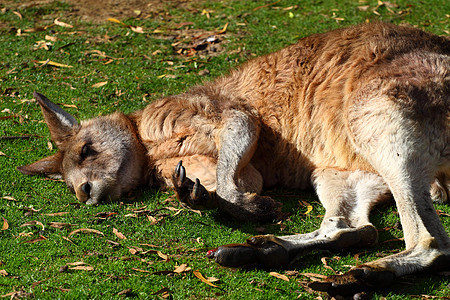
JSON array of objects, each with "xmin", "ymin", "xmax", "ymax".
[
  {"xmin": 66, "ymin": 261, "xmax": 86, "ymax": 266},
  {"xmin": 23, "ymin": 236, "xmax": 47, "ymax": 243},
  {"xmin": 300, "ymin": 272, "xmax": 328, "ymax": 281},
  {"xmin": 45, "ymin": 35, "xmax": 58, "ymax": 42},
  {"xmin": 43, "ymin": 212, "xmax": 69, "ymax": 216},
  {"xmin": 62, "ymin": 104, "xmax": 78, "ymax": 109},
  {"xmin": 107, "ymin": 17, "xmax": 125, "ymax": 25},
  {"xmin": 107, "ymin": 239, "xmax": 121, "ymax": 247},
  {"xmin": 216, "ymin": 22, "xmax": 228, "ymax": 34},
  {"xmin": 37, "ymin": 60, "xmax": 73, "ymax": 68},
  {"xmin": 91, "ymin": 81, "xmax": 108, "ymax": 88},
  {"xmin": 157, "ymin": 251, "xmax": 168, "ymax": 261},
  {"xmin": 436, "ymin": 209, "xmax": 450, "ymax": 217},
  {"xmin": 173, "ymin": 264, "xmax": 191, "ymax": 273},
  {"xmin": 68, "ymin": 228, "xmax": 104, "ymax": 237},
  {"xmin": 54, "ymin": 18, "xmax": 73, "ymax": 28},
  {"xmin": 13, "ymin": 11, "xmax": 22, "ymax": 19},
  {"xmin": 17, "ymin": 232, "xmax": 33, "ymax": 238},
  {"xmin": 2, "ymin": 196, "xmax": 17, "ymax": 201},
  {"xmin": 0, "ymin": 151, "xmax": 6, "ymax": 156},
  {"xmin": 321, "ymin": 257, "xmax": 337, "ymax": 273},
  {"xmin": 131, "ymin": 26, "xmax": 145, "ymax": 33},
  {"xmin": 69, "ymin": 266, "xmax": 94, "ymax": 271},
  {"xmin": 21, "ymin": 220, "xmax": 44, "ymax": 231},
  {"xmin": 47, "ymin": 141, "xmax": 53, "ymax": 151},
  {"xmin": 206, "ymin": 276, "xmax": 220, "ymax": 282},
  {"xmin": 113, "ymin": 228, "xmax": 127, "ymax": 239},
  {"xmin": 147, "ymin": 215, "xmax": 163, "ymax": 225},
  {"xmin": 304, "ymin": 205, "xmax": 313, "ymax": 215},
  {"xmin": 2, "ymin": 218, "xmax": 8, "ymax": 230},
  {"xmin": 132, "ymin": 268, "xmax": 151, "ymax": 273},
  {"xmin": 140, "ymin": 243, "xmax": 159, "ymax": 247},
  {"xmin": 0, "ymin": 270, "xmax": 8, "ymax": 276},
  {"xmin": 32, "ymin": 278, "xmax": 49, "ymax": 288},
  {"xmin": 49, "ymin": 222, "xmax": 77, "ymax": 229},
  {"xmin": 24, "ymin": 27, "xmax": 46, "ymax": 33},
  {"xmin": 269, "ymin": 271, "xmax": 289, "ymax": 281},
  {"xmin": 62, "ymin": 236, "xmax": 74, "ymax": 244},
  {"xmin": 193, "ymin": 270, "xmax": 218, "ymax": 287},
  {"xmin": 358, "ymin": 5, "xmax": 370, "ymax": 11},
  {"xmin": 285, "ymin": 270, "xmax": 299, "ymax": 276},
  {"xmin": 151, "ymin": 287, "xmax": 169, "ymax": 297},
  {"xmin": 117, "ymin": 289, "xmax": 132, "ymax": 296}
]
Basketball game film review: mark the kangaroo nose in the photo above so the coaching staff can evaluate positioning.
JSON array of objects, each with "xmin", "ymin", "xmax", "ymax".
[
  {"xmin": 76, "ymin": 182, "xmax": 92, "ymax": 203},
  {"xmin": 81, "ymin": 182, "xmax": 91, "ymax": 196}
]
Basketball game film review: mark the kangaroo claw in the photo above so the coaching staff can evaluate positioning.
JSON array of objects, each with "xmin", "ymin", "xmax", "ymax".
[
  {"xmin": 309, "ymin": 266, "xmax": 395, "ymax": 296},
  {"xmin": 172, "ymin": 161, "xmax": 216, "ymax": 209},
  {"xmin": 173, "ymin": 160, "xmax": 186, "ymax": 186}
]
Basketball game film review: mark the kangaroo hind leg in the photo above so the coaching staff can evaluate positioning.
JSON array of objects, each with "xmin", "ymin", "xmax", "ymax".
[
  {"xmin": 209, "ymin": 168, "xmax": 390, "ymax": 268},
  {"xmin": 319, "ymin": 85, "xmax": 450, "ymax": 295}
]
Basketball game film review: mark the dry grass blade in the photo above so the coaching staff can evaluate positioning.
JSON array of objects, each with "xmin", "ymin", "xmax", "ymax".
[
  {"xmin": 69, "ymin": 266, "xmax": 94, "ymax": 271},
  {"xmin": 37, "ymin": 60, "xmax": 73, "ymax": 68},
  {"xmin": 91, "ymin": 81, "xmax": 108, "ymax": 88},
  {"xmin": 66, "ymin": 261, "xmax": 86, "ymax": 266},
  {"xmin": 193, "ymin": 270, "xmax": 219, "ymax": 288},
  {"xmin": 321, "ymin": 257, "xmax": 337, "ymax": 274},
  {"xmin": 54, "ymin": 18, "xmax": 73, "ymax": 28},
  {"xmin": 132, "ymin": 268, "xmax": 152, "ymax": 273},
  {"xmin": 117, "ymin": 288, "xmax": 132, "ymax": 296},
  {"xmin": 151, "ymin": 287, "xmax": 170, "ymax": 297},
  {"xmin": 21, "ymin": 220, "xmax": 45, "ymax": 231},
  {"xmin": 68, "ymin": 228, "xmax": 104, "ymax": 237},
  {"xmin": 300, "ymin": 273, "xmax": 328, "ymax": 281},
  {"xmin": 269, "ymin": 271, "xmax": 290, "ymax": 282},
  {"xmin": 43, "ymin": 212, "xmax": 69, "ymax": 216},
  {"xmin": 23, "ymin": 236, "xmax": 47, "ymax": 243}
]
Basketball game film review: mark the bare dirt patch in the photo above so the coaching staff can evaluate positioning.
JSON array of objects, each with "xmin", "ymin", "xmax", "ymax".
[{"xmin": 3, "ymin": 0, "xmax": 210, "ymax": 23}]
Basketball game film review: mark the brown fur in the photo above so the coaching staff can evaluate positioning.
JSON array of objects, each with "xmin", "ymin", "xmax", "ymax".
[{"xmin": 19, "ymin": 22, "xmax": 450, "ymax": 293}]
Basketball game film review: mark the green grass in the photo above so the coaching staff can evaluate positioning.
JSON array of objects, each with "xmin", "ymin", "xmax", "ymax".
[{"xmin": 1, "ymin": 0, "xmax": 449, "ymax": 298}]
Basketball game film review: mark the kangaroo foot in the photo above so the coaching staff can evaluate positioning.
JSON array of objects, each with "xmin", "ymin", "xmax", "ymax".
[
  {"xmin": 172, "ymin": 161, "xmax": 216, "ymax": 209},
  {"xmin": 309, "ymin": 266, "xmax": 395, "ymax": 296},
  {"xmin": 207, "ymin": 234, "xmax": 290, "ymax": 268}
]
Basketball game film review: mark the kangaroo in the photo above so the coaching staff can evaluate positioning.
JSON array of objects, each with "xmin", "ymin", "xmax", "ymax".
[{"xmin": 18, "ymin": 22, "xmax": 449, "ymax": 295}]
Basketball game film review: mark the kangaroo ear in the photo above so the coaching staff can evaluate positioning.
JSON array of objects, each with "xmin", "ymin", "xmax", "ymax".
[
  {"xmin": 17, "ymin": 151, "xmax": 64, "ymax": 179},
  {"xmin": 33, "ymin": 91, "xmax": 78, "ymax": 146}
]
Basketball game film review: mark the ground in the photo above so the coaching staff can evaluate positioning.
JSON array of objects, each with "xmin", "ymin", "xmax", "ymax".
[
  {"xmin": 3, "ymin": 0, "xmax": 210, "ymax": 22},
  {"xmin": 0, "ymin": 0, "xmax": 449, "ymax": 299}
]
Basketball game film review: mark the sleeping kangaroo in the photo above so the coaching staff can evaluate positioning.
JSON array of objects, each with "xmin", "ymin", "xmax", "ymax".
[{"xmin": 18, "ymin": 22, "xmax": 449, "ymax": 295}]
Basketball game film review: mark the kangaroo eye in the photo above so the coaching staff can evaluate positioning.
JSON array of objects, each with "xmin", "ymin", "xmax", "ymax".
[{"xmin": 80, "ymin": 143, "xmax": 95, "ymax": 161}]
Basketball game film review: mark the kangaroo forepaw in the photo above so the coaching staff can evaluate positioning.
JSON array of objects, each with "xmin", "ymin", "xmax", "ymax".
[
  {"xmin": 172, "ymin": 161, "xmax": 215, "ymax": 209},
  {"xmin": 309, "ymin": 266, "xmax": 395, "ymax": 296},
  {"xmin": 207, "ymin": 235, "xmax": 290, "ymax": 268},
  {"xmin": 237, "ymin": 195, "xmax": 284, "ymax": 222}
]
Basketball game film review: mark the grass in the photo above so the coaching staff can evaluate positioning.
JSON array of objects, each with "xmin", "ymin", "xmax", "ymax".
[{"xmin": 0, "ymin": 0, "xmax": 449, "ymax": 298}]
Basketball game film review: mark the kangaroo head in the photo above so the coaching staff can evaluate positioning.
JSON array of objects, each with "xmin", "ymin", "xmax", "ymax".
[{"xmin": 18, "ymin": 92, "xmax": 148, "ymax": 204}]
